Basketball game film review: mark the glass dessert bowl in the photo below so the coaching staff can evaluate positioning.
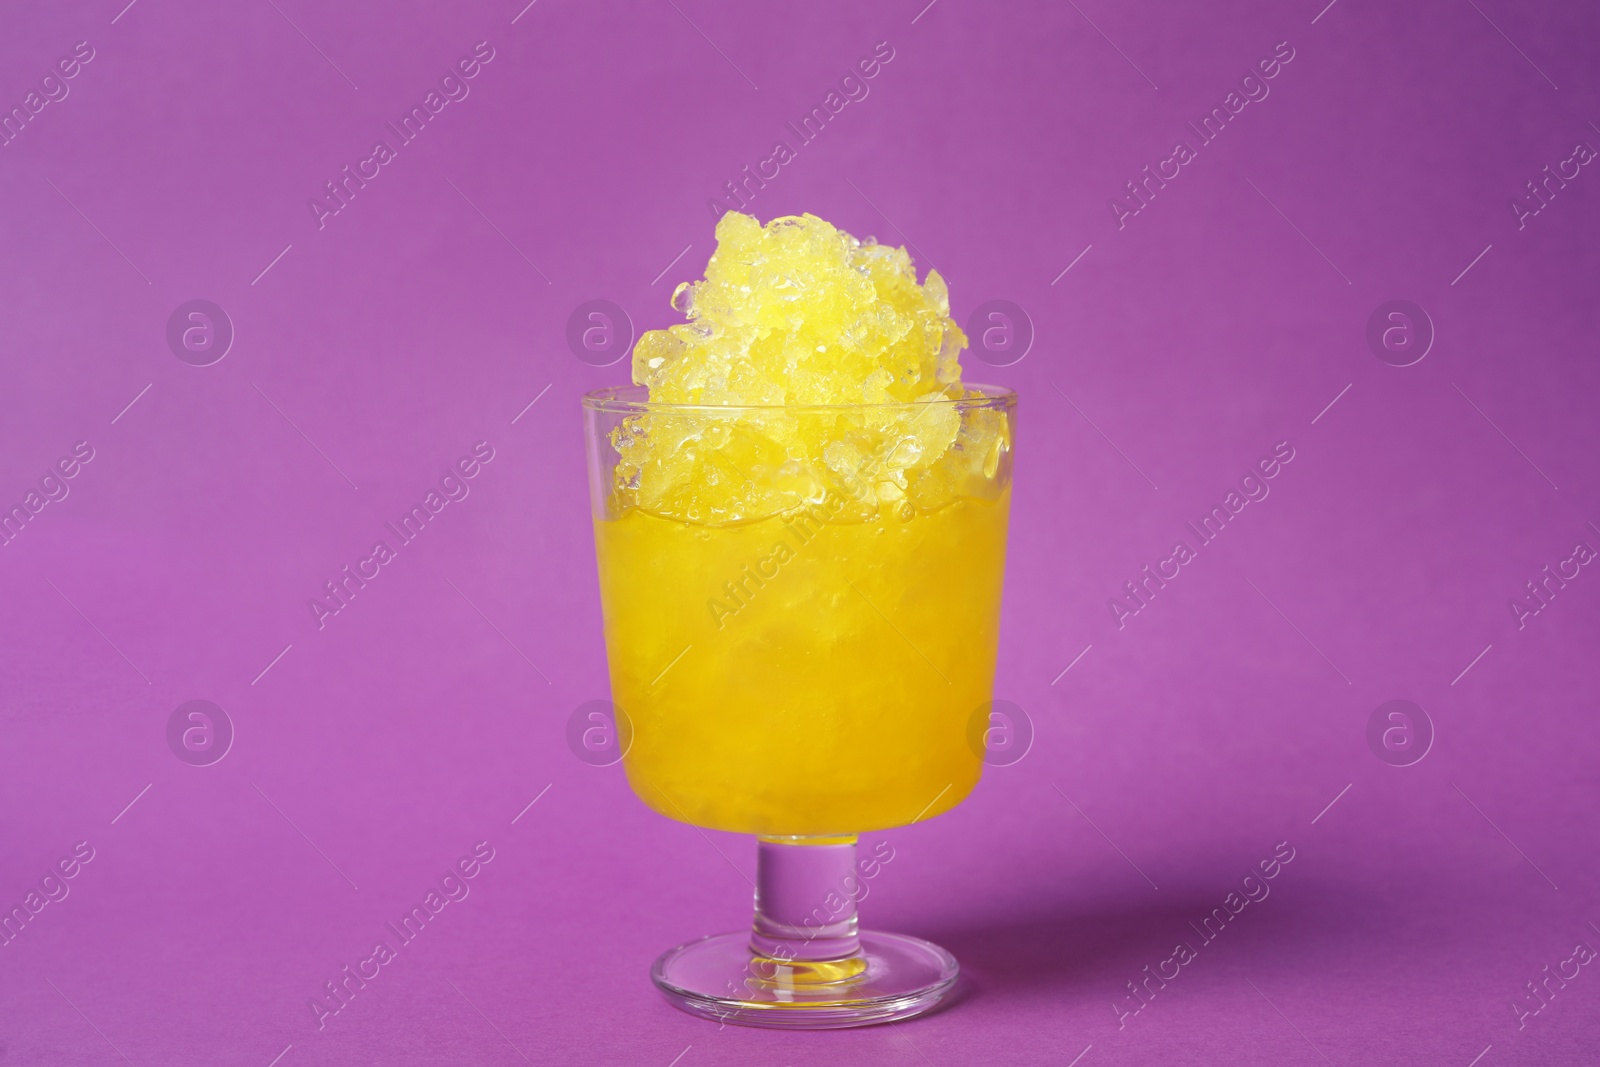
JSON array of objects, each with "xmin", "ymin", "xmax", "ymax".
[{"xmin": 581, "ymin": 211, "xmax": 1015, "ymax": 1027}]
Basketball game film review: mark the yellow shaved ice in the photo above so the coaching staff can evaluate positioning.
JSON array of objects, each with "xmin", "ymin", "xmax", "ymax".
[{"xmin": 611, "ymin": 212, "xmax": 1007, "ymax": 525}]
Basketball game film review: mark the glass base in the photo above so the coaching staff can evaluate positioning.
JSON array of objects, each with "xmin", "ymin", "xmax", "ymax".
[{"xmin": 650, "ymin": 930, "xmax": 959, "ymax": 1029}]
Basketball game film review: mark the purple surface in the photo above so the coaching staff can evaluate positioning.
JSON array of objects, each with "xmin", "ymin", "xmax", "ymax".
[{"xmin": 2, "ymin": 0, "xmax": 1598, "ymax": 1064}]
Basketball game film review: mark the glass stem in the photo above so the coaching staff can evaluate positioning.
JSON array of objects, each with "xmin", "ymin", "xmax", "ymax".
[{"xmin": 749, "ymin": 835, "xmax": 862, "ymax": 963}]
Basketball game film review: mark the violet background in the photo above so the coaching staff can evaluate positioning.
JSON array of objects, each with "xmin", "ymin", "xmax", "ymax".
[{"xmin": 2, "ymin": 0, "xmax": 1598, "ymax": 1064}]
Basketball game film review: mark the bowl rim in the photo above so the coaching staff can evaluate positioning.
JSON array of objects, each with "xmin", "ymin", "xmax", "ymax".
[{"xmin": 580, "ymin": 382, "xmax": 1016, "ymax": 415}]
